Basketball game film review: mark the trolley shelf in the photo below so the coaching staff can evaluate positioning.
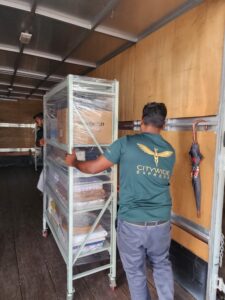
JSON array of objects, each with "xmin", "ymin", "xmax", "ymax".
[
  {"xmin": 76, "ymin": 240, "xmax": 110, "ymax": 259},
  {"xmin": 46, "ymin": 154, "xmax": 111, "ymax": 178},
  {"xmin": 46, "ymin": 138, "xmax": 111, "ymax": 152},
  {"xmin": 74, "ymin": 88, "xmax": 115, "ymax": 96},
  {"xmin": 46, "ymin": 181, "xmax": 111, "ymax": 214},
  {"xmin": 46, "ymin": 157, "xmax": 113, "ymax": 185},
  {"xmin": 46, "ymin": 211, "xmax": 111, "ymax": 261}
]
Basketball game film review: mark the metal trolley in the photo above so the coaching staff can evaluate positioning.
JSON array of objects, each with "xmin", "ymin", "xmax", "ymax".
[{"xmin": 42, "ymin": 75, "xmax": 119, "ymax": 300}]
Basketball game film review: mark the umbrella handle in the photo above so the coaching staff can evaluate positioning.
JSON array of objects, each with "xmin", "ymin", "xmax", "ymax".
[{"xmin": 192, "ymin": 119, "xmax": 208, "ymax": 143}]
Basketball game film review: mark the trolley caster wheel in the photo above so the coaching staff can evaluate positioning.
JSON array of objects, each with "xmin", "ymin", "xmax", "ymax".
[
  {"xmin": 110, "ymin": 285, "xmax": 116, "ymax": 291},
  {"xmin": 42, "ymin": 230, "xmax": 48, "ymax": 238},
  {"xmin": 67, "ymin": 291, "xmax": 74, "ymax": 300},
  {"xmin": 109, "ymin": 279, "xmax": 117, "ymax": 291}
]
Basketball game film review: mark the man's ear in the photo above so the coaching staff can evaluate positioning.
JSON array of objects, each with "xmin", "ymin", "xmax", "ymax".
[
  {"xmin": 162, "ymin": 120, "xmax": 167, "ymax": 130},
  {"xmin": 140, "ymin": 119, "xmax": 145, "ymax": 131}
]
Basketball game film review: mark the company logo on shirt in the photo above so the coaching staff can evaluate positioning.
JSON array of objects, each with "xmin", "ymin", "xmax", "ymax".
[
  {"xmin": 137, "ymin": 143, "xmax": 173, "ymax": 167},
  {"xmin": 136, "ymin": 165, "xmax": 171, "ymax": 179}
]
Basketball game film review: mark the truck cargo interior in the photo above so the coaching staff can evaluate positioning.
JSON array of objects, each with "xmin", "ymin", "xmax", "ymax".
[{"xmin": 1, "ymin": 0, "xmax": 225, "ymax": 299}]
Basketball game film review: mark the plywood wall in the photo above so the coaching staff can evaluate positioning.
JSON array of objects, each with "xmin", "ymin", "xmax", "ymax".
[
  {"xmin": 89, "ymin": 0, "xmax": 225, "ymax": 259},
  {"xmin": 163, "ymin": 131, "xmax": 216, "ymax": 229},
  {"xmin": 90, "ymin": 0, "xmax": 225, "ymax": 119},
  {"xmin": 166, "ymin": 130, "xmax": 217, "ymax": 261},
  {"xmin": 0, "ymin": 99, "xmax": 42, "ymax": 149},
  {"xmin": 0, "ymin": 99, "xmax": 43, "ymax": 123},
  {"xmin": 0, "ymin": 128, "xmax": 35, "ymax": 148},
  {"xmin": 90, "ymin": 47, "xmax": 136, "ymax": 122},
  {"xmin": 172, "ymin": 225, "xmax": 208, "ymax": 262},
  {"xmin": 134, "ymin": 0, "xmax": 225, "ymax": 119}
]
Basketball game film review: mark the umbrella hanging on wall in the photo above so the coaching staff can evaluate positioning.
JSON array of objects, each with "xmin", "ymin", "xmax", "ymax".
[{"xmin": 189, "ymin": 120, "xmax": 207, "ymax": 218}]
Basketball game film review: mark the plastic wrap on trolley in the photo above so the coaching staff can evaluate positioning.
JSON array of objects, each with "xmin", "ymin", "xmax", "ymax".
[
  {"xmin": 45, "ymin": 153, "xmax": 113, "ymax": 211},
  {"xmin": 71, "ymin": 94, "xmax": 113, "ymax": 146},
  {"xmin": 45, "ymin": 161, "xmax": 68, "ymax": 204},
  {"xmin": 46, "ymin": 144, "xmax": 106, "ymax": 166},
  {"xmin": 46, "ymin": 144, "xmax": 67, "ymax": 166},
  {"xmin": 48, "ymin": 198, "xmax": 110, "ymax": 264},
  {"xmin": 45, "ymin": 77, "xmax": 114, "ymax": 146},
  {"xmin": 73, "ymin": 75, "xmax": 115, "ymax": 95},
  {"xmin": 45, "ymin": 87, "xmax": 67, "ymax": 142},
  {"xmin": 43, "ymin": 75, "xmax": 118, "ymax": 275},
  {"xmin": 52, "ymin": 78, "xmax": 113, "ymax": 146}
]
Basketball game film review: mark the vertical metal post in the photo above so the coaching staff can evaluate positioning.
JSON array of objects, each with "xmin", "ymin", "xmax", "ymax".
[
  {"xmin": 109, "ymin": 80, "xmax": 119, "ymax": 288},
  {"xmin": 42, "ymin": 95, "xmax": 47, "ymax": 234},
  {"xmin": 207, "ymin": 33, "xmax": 225, "ymax": 300},
  {"xmin": 67, "ymin": 75, "xmax": 75, "ymax": 300}
]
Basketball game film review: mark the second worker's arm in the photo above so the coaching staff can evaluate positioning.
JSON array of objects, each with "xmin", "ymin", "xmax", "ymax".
[{"xmin": 65, "ymin": 150, "xmax": 114, "ymax": 174}]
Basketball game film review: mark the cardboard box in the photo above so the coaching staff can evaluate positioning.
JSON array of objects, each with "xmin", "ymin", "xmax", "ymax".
[{"xmin": 57, "ymin": 107, "xmax": 112, "ymax": 145}]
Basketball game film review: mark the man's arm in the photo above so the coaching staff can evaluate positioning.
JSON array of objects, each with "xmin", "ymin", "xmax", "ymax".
[{"xmin": 65, "ymin": 150, "xmax": 114, "ymax": 174}]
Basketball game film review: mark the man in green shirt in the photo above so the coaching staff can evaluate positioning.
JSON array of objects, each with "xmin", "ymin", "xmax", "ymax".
[{"xmin": 66, "ymin": 102, "xmax": 175, "ymax": 300}]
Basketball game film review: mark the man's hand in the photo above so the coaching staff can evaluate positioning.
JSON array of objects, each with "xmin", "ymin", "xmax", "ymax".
[
  {"xmin": 39, "ymin": 138, "xmax": 45, "ymax": 146},
  {"xmin": 65, "ymin": 149, "xmax": 77, "ymax": 167}
]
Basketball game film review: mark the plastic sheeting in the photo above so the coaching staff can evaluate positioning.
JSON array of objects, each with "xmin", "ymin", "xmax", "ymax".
[
  {"xmin": 44, "ymin": 76, "xmax": 115, "ymax": 265},
  {"xmin": 48, "ymin": 198, "xmax": 111, "ymax": 262},
  {"xmin": 45, "ymin": 77, "xmax": 114, "ymax": 146},
  {"xmin": 45, "ymin": 153, "xmax": 112, "ymax": 210}
]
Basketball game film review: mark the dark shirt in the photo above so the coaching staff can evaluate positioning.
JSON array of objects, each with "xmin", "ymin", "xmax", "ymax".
[{"xmin": 36, "ymin": 127, "xmax": 43, "ymax": 147}]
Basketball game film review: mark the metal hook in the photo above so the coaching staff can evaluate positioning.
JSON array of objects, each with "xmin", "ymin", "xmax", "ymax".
[{"xmin": 192, "ymin": 119, "xmax": 208, "ymax": 143}]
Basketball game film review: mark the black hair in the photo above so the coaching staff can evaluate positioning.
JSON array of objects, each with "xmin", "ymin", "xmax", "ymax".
[
  {"xmin": 142, "ymin": 102, "xmax": 167, "ymax": 128},
  {"xmin": 33, "ymin": 112, "xmax": 43, "ymax": 120}
]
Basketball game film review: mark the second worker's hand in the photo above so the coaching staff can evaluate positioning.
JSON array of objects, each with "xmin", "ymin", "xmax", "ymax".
[
  {"xmin": 65, "ymin": 149, "xmax": 77, "ymax": 167},
  {"xmin": 39, "ymin": 138, "xmax": 45, "ymax": 146}
]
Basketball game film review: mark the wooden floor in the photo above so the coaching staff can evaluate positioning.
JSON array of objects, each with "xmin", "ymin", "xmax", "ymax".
[{"xmin": 0, "ymin": 166, "xmax": 195, "ymax": 300}]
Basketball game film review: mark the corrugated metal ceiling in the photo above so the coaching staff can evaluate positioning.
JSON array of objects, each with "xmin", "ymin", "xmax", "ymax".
[{"xmin": 0, "ymin": 0, "xmax": 202, "ymax": 101}]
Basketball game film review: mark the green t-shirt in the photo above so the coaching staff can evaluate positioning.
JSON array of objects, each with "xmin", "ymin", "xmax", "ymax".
[{"xmin": 104, "ymin": 133, "xmax": 175, "ymax": 222}]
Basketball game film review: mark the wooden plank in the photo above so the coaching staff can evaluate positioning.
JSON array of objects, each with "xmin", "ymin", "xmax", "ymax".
[
  {"xmin": 162, "ymin": 131, "xmax": 216, "ymax": 230},
  {"xmin": 7, "ymin": 167, "xmax": 58, "ymax": 300},
  {"xmin": 172, "ymin": 225, "xmax": 208, "ymax": 262},
  {"xmin": 0, "ymin": 127, "xmax": 34, "ymax": 148},
  {"xmin": 0, "ymin": 100, "xmax": 42, "ymax": 123},
  {"xmin": 0, "ymin": 99, "xmax": 42, "ymax": 151},
  {"xmin": 114, "ymin": 259, "xmax": 131, "ymax": 298},
  {"xmin": 36, "ymin": 234, "xmax": 96, "ymax": 300},
  {"xmin": 0, "ymin": 169, "xmax": 22, "ymax": 300},
  {"xmin": 89, "ymin": 0, "xmax": 225, "ymax": 119},
  {"xmin": 78, "ymin": 261, "xmax": 129, "ymax": 300},
  {"xmin": 0, "ymin": 151, "xmax": 31, "ymax": 156},
  {"xmin": 133, "ymin": 0, "xmax": 225, "ymax": 119},
  {"xmin": 89, "ymin": 46, "xmax": 136, "ymax": 122}
]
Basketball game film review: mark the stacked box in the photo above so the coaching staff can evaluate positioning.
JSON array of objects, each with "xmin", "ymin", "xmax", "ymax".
[{"xmin": 57, "ymin": 107, "xmax": 112, "ymax": 145}]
